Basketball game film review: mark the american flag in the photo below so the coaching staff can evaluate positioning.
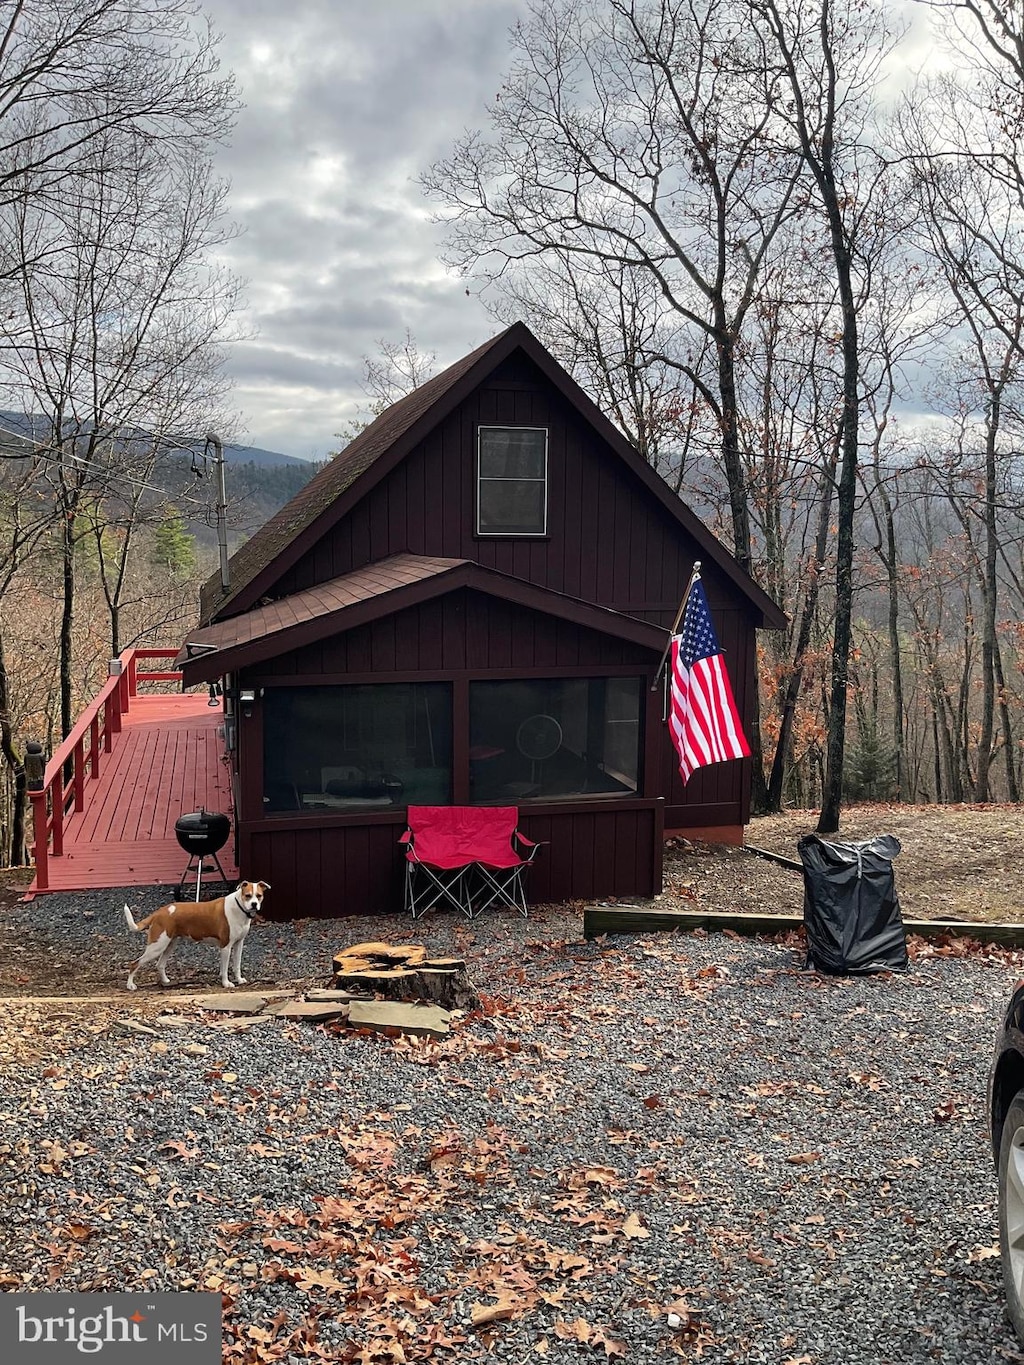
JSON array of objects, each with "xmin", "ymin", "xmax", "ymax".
[{"xmin": 668, "ymin": 578, "xmax": 750, "ymax": 784}]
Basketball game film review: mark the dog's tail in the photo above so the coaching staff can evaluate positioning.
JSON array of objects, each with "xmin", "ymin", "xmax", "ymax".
[{"xmin": 123, "ymin": 904, "xmax": 153, "ymax": 933}]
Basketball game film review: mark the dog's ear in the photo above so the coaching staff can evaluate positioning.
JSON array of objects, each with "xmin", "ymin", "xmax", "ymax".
[{"xmin": 257, "ymin": 881, "xmax": 271, "ymax": 892}]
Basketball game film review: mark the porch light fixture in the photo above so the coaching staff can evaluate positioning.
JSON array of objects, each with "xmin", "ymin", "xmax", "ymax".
[
  {"xmin": 239, "ymin": 687, "xmax": 256, "ymax": 718},
  {"xmin": 25, "ymin": 740, "xmax": 45, "ymax": 792},
  {"xmin": 185, "ymin": 641, "xmax": 219, "ymax": 658}
]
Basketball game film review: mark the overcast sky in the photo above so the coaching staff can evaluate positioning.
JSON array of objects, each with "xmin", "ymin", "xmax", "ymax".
[{"xmin": 202, "ymin": 0, "xmax": 525, "ymax": 460}]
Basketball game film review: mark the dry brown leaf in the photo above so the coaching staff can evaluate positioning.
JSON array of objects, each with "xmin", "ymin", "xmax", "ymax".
[
  {"xmin": 621, "ymin": 1212, "xmax": 650, "ymax": 1240},
  {"xmin": 786, "ymin": 1152, "xmax": 821, "ymax": 1165},
  {"xmin": 470, "ymin": 1291, "xmax": 525, "ymax": 1328},
  {"xmin": 554, "ymin": 1318, "xmax": 595, "ymax": 1343}
]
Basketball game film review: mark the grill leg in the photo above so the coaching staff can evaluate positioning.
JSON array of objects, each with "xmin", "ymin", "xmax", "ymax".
[{"xmin": 178, "ymin": 851, "xmax": 231, "ymax": 902}]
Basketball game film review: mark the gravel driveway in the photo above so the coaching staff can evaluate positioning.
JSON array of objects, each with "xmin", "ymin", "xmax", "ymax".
[{"xmin": 1, "ymin": 888, "xmax": 1021, "ymax": 1364}]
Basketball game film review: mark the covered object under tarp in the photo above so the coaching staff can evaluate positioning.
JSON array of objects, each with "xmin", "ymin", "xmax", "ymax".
[{"xmin": 797, "ymin": 833, "xmax": 908, "ymax": 975}]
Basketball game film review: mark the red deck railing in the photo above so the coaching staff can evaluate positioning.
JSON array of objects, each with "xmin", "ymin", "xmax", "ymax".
[{"xmin": 29, "ymin": 647, "xmax": 182, "ymax": 891}]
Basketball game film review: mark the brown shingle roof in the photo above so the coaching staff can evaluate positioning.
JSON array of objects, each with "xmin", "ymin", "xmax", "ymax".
[
  {"xmin": 183, "ymin": 554, "xmax": 466, "ymax": 664},
  {"xmin": 178, "ymin": 551, "xmax": 668, "ymax": 686},
  {"xmin": 199, "ymin": 327, "xmax": 516, "ymax": 624}
]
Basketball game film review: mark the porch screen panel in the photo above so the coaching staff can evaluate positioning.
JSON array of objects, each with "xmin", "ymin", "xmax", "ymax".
[
  {"xmin": 263, "ymin": 682, "xmax": 452, "ymax": 813},
  {"xmin": 469, "ymin": 677, "xmax": 642, "ymax": 802}
]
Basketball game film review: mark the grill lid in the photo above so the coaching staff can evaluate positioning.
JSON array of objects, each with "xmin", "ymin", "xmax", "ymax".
[{"xmin": 174, "ymin": 808, "xmax": 230, "ymax": 855}]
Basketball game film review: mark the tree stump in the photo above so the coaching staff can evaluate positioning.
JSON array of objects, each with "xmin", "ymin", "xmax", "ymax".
[{"xmin": 331, "ymin": 942, "xmax": 479, "ymax": 1011}]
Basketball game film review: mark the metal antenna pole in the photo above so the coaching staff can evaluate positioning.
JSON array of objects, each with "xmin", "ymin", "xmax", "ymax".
[{"xmin": 207, "ymin": 432, "xmax": 229, "ymax": 594}]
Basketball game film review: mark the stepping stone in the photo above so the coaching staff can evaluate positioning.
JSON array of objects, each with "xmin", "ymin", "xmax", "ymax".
[
  {"xmin": 346, "ymin": 1000, "xmax": 451, "ymax": 1039},
  {"xmin": 191, "ymin": 993, "xmax": 281, "ymax": 1015},
  {"xmin": 208, "ymin": 1014, "xmax": 278, "ymax": 1031},
  {"xmin": 304, "ymin": 989, "xmax": 372, "ymax": 1003},
  {"xmin": 262, "ymin": 999, "xmax": 350, "ymax": 1022},
  {"xmin": 114, "ymin": 1019, "xmax": 160, "ymax": 1037}
]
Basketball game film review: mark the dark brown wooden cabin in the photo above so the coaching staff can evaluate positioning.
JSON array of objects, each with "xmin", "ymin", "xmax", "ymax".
[{"xmin": 177, "ymin": 323, "xmax": 784, "ymax": 919}]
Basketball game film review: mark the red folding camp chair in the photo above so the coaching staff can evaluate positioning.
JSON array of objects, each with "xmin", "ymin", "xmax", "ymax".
[
  {"xmin": 400, "ymin": 806, "xmax": 478, "ymax": 919},
  {"xmin": 465, "ymin": 806, "xmax": 541, "ymax": 920}
]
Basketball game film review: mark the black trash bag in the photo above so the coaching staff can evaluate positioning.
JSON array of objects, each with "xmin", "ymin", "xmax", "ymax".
[{"xmin": 797, "ymin": 833, "xmax": 908, "ymax": 975}]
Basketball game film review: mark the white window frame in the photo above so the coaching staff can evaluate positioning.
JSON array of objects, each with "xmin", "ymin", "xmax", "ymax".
[{"xmin": 475, "ymin": 425, "xmax": 549, "ymax": 537}]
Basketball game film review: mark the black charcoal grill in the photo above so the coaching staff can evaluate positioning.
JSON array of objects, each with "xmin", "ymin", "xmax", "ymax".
[{"xmin": 174, "ymin": 808, "xmax": 231, "ymax": 900}]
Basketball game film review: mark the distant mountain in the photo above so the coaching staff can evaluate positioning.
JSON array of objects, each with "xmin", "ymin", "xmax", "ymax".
[
  {"xmin": 213, "ymin": 440, "xmax": 308, "ymax": 468},
  {"xmin": 0, "ymin": 411, "xmax": 306, "ymax": 468}
]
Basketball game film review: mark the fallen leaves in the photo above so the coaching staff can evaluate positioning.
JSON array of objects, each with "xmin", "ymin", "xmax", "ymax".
[{"xmin": 553, "ymin": 1317, "xmax": 626, "ymax": 1358}]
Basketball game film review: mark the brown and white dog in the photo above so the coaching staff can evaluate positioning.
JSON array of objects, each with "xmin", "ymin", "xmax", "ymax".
[{"xmin": 122, "ymin": 881, "xmax": 270, "ymax": 991}]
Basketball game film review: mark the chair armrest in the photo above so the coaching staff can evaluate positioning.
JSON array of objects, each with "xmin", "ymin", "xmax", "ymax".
[
  {"xmin": 514, "ymin": 831, "xmax": 544, "ymax": 862},
  {"xmin": 399, "ymin": 829, "xmax": 412, "ymax": 845}
]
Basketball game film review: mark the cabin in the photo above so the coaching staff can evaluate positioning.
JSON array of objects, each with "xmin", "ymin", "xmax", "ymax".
[{"xmin": 176, "ymin": 323, "xmax": 784, "ymax": 919}]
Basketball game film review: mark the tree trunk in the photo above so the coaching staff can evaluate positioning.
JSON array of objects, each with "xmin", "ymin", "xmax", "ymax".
[
  {"xmin": 60, "ymin": 507, "xmax": 75, "ymax": 740},
  {"xmin": 994, "ymin": 633, "xmax": 1020, "ymax": 801},
  {"xmin": 0, "ymin": 632, "xmax": 26, "ymax": 866},
  {"xmin": 716, "ymin": 316, "xmax": 771, "ymax": 812},
  {"xmin": 817, "ymin": 245, "xmax": 859, "ymax": 834},
  {"xmin": 975, "ymin": 395, "xmax": 1000, "ymax": 801},
  {"xmin": 767, "ymin": 450, "xmax": 837, "ymax": 810}
]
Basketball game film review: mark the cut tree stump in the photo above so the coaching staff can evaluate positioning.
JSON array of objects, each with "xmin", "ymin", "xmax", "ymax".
[
  {"xmin": 332, "ymin": 943, "xmax": 427, "ymax": 973},
  {"xmin": 331, "ymin": 941, "xmax": 479, "ymax": 1011}
]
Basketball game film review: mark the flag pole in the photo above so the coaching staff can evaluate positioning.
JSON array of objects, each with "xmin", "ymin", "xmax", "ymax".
[{"xmin": 651, "ymin": 560, "xmax": 702, "ymax": 692}]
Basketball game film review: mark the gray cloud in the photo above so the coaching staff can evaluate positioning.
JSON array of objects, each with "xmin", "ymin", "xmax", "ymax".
[{"xmin": 200, "ymin": 0, "xmax": 524, "ymax": 457}]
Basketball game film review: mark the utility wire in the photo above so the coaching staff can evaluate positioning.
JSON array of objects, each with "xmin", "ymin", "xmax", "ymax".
[{"xmin": 0, "ymin": 421, "xmax": 209, "ymax": 504}]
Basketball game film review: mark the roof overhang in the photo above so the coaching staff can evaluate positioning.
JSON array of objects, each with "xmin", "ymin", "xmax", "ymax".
[{"xmin": 179, "ymin": 553, "xmax": 669, "ymax": 687}]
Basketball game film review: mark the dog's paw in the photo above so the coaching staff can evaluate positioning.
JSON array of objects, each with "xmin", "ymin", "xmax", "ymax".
[
  {"xmin": 235, "ymin": 976, "xmax": 248, "ymax": 985},
  {"xmin": 221, "ymin": 981, "xmax": 235, "ymax": 990},
  {"xmin": 126, "ymin": 980, "xmax": 137, "ymax": 992}
]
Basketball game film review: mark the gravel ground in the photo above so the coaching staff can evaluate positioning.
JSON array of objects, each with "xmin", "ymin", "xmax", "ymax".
[{"xmin": 2, "ymin": 890, "xmax": 1023, "ymax": 1364}]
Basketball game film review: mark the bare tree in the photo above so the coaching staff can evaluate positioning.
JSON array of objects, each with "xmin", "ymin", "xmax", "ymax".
[
  {"xmin": 489, "ymin": 253, "xmax": 716, "ymax": 487},
  {"xmin": 899, "ymin": 38, "xmax": 1024, "ymax": 800},
  {"xmin": 424, "ymin": 0, "xmax": 804, "ymax": 583},
  {"xmin": 0, "ymin": 0, "xmax": 236, "ymax": 234},
  {"xmin": 746, "ymin": 0, "xmax": 897, "ymax": 832},
  {"xmin": 0, "ymin": 450, "xmax": 53, "ymax": 864},
  {"xmin": 0, "ymin": 112, "xmax": 239, "ymax": 732},
  {"xmin": 363, "ymin": 330, "xmax": 438, "ymax": 411}
]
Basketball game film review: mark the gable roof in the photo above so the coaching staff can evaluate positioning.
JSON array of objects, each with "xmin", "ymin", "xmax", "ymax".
[
  {"xmin": 179, "ymin": 552, "xmax": 668, "ymax": 687},
  {"xmin": 201, "ymin": 321, "xmax": 785, "ymax": 630},
  {"xmin": 199, "ymin": 330, "xmax": 510, "ymax": 624}
]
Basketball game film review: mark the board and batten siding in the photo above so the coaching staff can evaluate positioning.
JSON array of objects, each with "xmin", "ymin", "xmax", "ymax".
[
  {"xmin": 239, "ymin": 801, "xmax": 664, "ymax": 921},
  {"xmin": 250, "ymin": 590, "xmax": 656, "ymax": 678},
  {"xmin": 272, "ymin": 356, "xmax": 737, "ymax": 630}
]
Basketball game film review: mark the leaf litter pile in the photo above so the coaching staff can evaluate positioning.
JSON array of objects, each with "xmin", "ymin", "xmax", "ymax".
[{"xmin": 2, "ymin": 908, "xmax": 1024, "ymax": 1365}]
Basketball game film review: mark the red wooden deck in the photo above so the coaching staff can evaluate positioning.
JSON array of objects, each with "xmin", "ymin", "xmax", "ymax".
[{"xmin": 27, "ymin": 693, "xmax": 237, "ymax": 895}]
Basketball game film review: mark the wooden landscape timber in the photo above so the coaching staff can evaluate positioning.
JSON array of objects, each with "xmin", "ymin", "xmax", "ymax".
[
  {"xmin": 582, "ymin": 903, "xmax": 1024, "ymax": 948},
  {"xmin": 331, "ymin": 941, "xmax": 480, "ymax": 1011}
]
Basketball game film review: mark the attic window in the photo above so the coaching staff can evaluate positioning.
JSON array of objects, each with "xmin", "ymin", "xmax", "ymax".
[{"xmin": 476, "ymin": 426, "xmax": 548, "ymax": 536}]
